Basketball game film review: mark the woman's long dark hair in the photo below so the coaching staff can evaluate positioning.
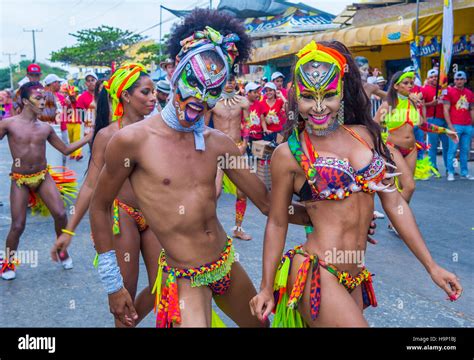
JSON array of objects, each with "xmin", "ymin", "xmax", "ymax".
[
  {"xmin": 284, "ymin": 40, "xmax": 393, "ymax": 165},
  {"xmin": 91, "ymin": 87, "xmax": 110, "ymax": 147}
]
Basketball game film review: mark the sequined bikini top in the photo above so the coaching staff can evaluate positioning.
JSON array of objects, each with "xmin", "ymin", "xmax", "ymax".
[{"xmin": 288, "ymin": 126, "xmax": 388, "ymax": 202}]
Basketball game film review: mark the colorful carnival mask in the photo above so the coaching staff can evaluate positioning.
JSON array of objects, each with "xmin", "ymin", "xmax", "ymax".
[
  {"xmin": 161, "ymin": 26, "xmax": 241, "ymax": 151},
  {"xmin": 294, "ymin": 41, "xmax": 346, "ymax": 135},
  {"xmin": 176, "ymin": 51, "xmax": 227, "ymax": 112},
  {"xmin": 171, "ymin": 26, "xmax": 240, "ymax": 122}
]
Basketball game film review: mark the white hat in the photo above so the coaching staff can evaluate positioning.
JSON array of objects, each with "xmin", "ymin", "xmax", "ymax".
[
  {"xmin": 156, "ymin": 80, "xmax": 170, "ymax": 94},
  {"xmin": 271, "ymin": 71, "xmax": 285, "ymax": 81},
  {"xmin": 245, "ymin": 82, "xmax": 260, "ymax": 94},
  {"xmin": 376, "ymin": 76, "xmax": 386, "ymax": 84},
  {"xmin": 403, "ymin": 66, "xmax": 415, "ymax": 73},
  {"xmin": 84, "ymin": 71, "xmax": 98, "ymax": 80},
  {"xmin": 44, "ymin": 74, "xmax": 62, "ymax": 85},
  {"xmin": 264, "ymin": 82, "xmax": 277, "ymax": 91},
  {"xmin": 367, "ymin": 76, "xmax": 377, "ymax": 85},
  {"xmin": 427, "ymin": 69, "xmax": 439, "ymax": 77}
]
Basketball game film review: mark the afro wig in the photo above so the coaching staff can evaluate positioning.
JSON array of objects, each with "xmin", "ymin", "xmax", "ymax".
[{"xmin": 167, "ymin": 8, "xmax": 252, "ymax": 66}]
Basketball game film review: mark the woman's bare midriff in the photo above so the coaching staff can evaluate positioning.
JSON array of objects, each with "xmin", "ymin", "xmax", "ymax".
[
  {"xmin": 302, "ymin": 192, "xmax": 374, "ymax": 275},
  {"xmin": 387, "ymin": 123, "xmax": 416, "ymax": 150}
]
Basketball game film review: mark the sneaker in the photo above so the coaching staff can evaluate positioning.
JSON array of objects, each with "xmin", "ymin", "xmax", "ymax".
[
  {"xmin": 460, "ymin": 175, "xmax": 474, "ymax": 180},
  {"xmin": 61, "ymin": 256, "xmax": 74, "ymax": 270},
  {"xmin": 388, "ymin": 224, "xmax": 399, "ymax": 237},
  {"xmin": 232, "ymin": 226, "xmax": 252, "ymax": 241},
  {"xmin": 1, "ymin": 258, "xmax": 18, "ymax": 280},
  {"xmin": 373, "ymin": 210, "xmax": 385, "ymax": 219},
  {"xmin": 447, "ymin": 173, "xmax": 455, "ymax": 181},
  {"xmin": 1, "ymin": 269, "xmax": 16, "ymax": 280}
]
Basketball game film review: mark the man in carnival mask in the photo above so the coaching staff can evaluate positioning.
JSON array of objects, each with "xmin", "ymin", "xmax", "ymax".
[{"xmin": 90, "ymin": 9, "xmax": 312, "ymax": 328}]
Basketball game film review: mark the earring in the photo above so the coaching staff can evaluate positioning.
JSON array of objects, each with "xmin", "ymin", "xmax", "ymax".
[{"xmin": 337, "ymin": 100, "xmax": 344, "ymax": 125}]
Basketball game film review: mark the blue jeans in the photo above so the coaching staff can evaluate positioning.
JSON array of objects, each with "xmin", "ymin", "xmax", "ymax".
[
  {"xmin": 413, "ymin": 126, "xmax": 425, "ymax": 160},
  {"xmin": 427, "ymin": 117, "xmax": 449, "ymax": 170},
  {"xmin": 447, "ymin": 124, "xmax": 473, "ymax": 176},
  {"xmin": 263, "ymin": 132, "xmax": 278, "ymax": 142}
]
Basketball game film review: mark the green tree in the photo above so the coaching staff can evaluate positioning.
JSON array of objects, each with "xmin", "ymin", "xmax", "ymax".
[
  {"xmin": 50, "ymin": 25, "xmax": 144, "ymax": 67},
  {"xmin": 0, "ymin": 61, "xmax": 68, "ymax": 90},
  {"xmin": 136, "ymin": 34, "xmax": 170, "ymax": 66}
]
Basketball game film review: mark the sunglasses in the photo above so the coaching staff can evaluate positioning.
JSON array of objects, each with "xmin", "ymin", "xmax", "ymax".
[{"xmin": 454, "ymin": 78, "xmax": 465, "ymax": 80}]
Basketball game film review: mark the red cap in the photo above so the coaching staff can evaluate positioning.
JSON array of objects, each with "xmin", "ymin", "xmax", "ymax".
[{"xmin": 27, "ymin": 63, "xmax": 42, "ymax": 74}]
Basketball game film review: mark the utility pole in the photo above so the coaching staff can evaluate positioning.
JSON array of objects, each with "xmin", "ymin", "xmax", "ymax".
[
  {"xmin": 159, "ymin": 5, "xmax": 163, "ymax": 57},
  {"xmin": 3, "ymin": 52, "xmax": 16, "ymax": 89},
  {"xmin": 23, "ymin": 28, "xmax": 43, "ymax": 62}
]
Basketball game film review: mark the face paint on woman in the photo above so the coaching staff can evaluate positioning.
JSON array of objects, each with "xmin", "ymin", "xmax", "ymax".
[
  {"xmin": 174, "ymin": 51, "xmax": 226, "ymax": 124},
  {"xmin": 296, "ymin": 60, "xmax": 343, "ymax": 136}
]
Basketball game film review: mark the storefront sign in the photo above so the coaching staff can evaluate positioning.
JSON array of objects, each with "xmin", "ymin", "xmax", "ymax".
[{"xmin": 410, "ymin": 34, "xmax": 474, "ymax": 57}]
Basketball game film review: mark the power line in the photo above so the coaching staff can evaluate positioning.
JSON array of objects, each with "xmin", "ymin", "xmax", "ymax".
[
  {"xmin": 73, "ymin": 0, "xmax": 126, "ymax": 28},
  {"xmin": 94, "ymin": 0, "xmax": 208, "ymax": 54}
]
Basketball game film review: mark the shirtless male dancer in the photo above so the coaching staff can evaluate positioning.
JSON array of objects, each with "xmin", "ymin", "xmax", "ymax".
[{"xmin": 0, "ymin": 82, "xmax": 91, "ymax": 280}]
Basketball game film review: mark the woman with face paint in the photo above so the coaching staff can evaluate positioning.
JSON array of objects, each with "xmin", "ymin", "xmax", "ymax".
[
  {"xmin": 374, "ymin": 71, "xmax": 458, "ymax": 208},
  {"xmin": 0, "ymin": 82, "xmax": 92, "ymax": 280},
  {"xmin": 249, "ymin": 41, "xmax": 462, "ymax": 327},
  {"xmin": 89, "ymin": 9, "xmax": 317, "ymax": 328},
  {"xmin": 50, "ymin": 64, "xmax": 162, "ymax": 327}
]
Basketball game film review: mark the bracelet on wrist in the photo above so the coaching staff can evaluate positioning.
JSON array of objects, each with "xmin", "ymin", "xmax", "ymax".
[{"xmin": 61, "ymin": 229, "xmax": 76, "ymax": 236}]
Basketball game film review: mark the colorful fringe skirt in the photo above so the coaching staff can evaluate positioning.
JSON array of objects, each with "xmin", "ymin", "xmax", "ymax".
[
  {"xmin": 152, "ymin": 236, "xmax": 235, "ymax": 328},
  {"xmin": 10, "ymin": 166, "xmax": 78, "ymax": 217},
  {"xmin": 112, "ymin": 199, "xmax": 148, "ymax": 234},
  {"xmin": 272, "ymin": 245, "xmax": 377, "ymax": 328}
]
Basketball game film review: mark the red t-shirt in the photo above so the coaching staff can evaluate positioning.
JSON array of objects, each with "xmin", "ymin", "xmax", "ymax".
[
  {"xmin": 76, "ymin": 91, "xmax": 95, "ymax": 124},
  {"xmin": 411, "ymin": 85, "xmax": 422, "ymax": 95},
  {"xmin": 410, "ymin": 84, "xmax": 424, "ymax": 116},
  {"xmin": 421, "ymin": 84, "xmax": 444, "ymax": 119},
  {"xmin": 444, "ymin": 86, "xmax": 474, "ymax": 126},
  {"xmin": 247, "ymin": 100, "xmax": 266, "ymax": 140},
  {"xmin": 58, "ymin": 93, "xmax": 80, "ymax": 126},
  {"xmin": 261, "ymin": 97, "xmax": 286, "ymax": 132},
  {"xmin": 278, "ymin": 87, "xmax": 288, "ymax": 100}
]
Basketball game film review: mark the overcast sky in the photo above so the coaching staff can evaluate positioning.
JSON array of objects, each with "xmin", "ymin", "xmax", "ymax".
[{"xmin": 0, "ymin": 0, "xmax": 352, "ymax": 70}]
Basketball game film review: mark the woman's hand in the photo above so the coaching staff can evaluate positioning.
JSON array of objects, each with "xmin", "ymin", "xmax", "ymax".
[
  {"xmin": 429, "ymin": 265, "xmax": 462, "ymax": 301},
  {"xmin": 249, "ymin": 288, "xmax": 274, "ymax": 323},
  {"xmin": 446, "ymin": 129, "xmax": 459, "ymax": 143},
  {"xmin": 108, "ymin": 288, "xmax": 138, "ymax": 327},
  {"xmin": 51, "ymin": 233, "xmax": 73, "ymax": 262}
]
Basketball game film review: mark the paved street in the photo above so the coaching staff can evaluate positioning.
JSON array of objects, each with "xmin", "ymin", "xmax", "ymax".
[{"xmin": 0, "ymin": 140, "xmax": 472, "ymax": 328}]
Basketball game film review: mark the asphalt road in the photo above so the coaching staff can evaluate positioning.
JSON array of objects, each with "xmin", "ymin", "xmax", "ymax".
[{"xmin": 0, "ymin": 139, "xmax": 472, "ymax": 327}]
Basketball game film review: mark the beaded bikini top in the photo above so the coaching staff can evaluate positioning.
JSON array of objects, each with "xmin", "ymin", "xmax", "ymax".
[{"xmin": 288, "ymin": 126, "xmax": 392, "ymax": 202}]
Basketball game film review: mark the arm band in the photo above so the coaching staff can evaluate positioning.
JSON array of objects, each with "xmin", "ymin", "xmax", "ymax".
[
  {"xmin": 419, "ymin": 122, "xmax": 448, "ymax": 134},
  {"xmin": 97, "ymin": 250, "xmax": 124, "ymax": 294},
  {"xmin": 61, "ymin": 229, "xmax": 76, "ymax": 236}
]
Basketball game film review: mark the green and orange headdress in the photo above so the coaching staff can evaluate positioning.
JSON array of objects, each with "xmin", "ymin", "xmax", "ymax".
[
  {"xmin": 103, "ymin": 63, "xmax": 147, "ymax": 122},
  {"xmin": 294, "ymin": 41, "xmax": 347, "ymax": 98}
]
